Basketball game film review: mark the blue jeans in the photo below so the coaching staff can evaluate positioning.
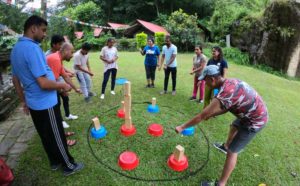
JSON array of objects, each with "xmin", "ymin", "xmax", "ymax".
[{"xmin": 76, "ymin": 72, "xmax": 91, "ymax": 98}]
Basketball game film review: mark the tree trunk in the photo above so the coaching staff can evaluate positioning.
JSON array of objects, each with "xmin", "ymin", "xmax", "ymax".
[{"xmin": 154, "ymin": 0, "xmax": 160, "ymax": 17}]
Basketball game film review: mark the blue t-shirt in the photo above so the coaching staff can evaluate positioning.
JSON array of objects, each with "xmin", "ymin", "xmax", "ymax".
[
  {"xmin": 162, "ymin": 44, "xmax": 177, "ymax": 67},
  {"xmin": 207, "ymin": 58, "xmax": 228, "ymax": 76},
  {"xmin": 143, "ymin": 45, "xmax": 160, "ymax": 66},
  {"xmin": 10, "ymin": 37, "xmax": 57, "ymax": 110}
]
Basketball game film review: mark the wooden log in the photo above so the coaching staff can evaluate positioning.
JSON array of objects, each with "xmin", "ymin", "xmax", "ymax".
[
  {"xmin": 152, "ymin": 97, "xmax": 156, "ymax": 106},
  {"xmin": 125, "ymin": 117, "xmax": 132, "ymax": 129},
  {"xmin": 92, "ymin": 117, "xmax": 101, "ymax": 130},
  {"xmin": 174, "ymin": 145, "xmax": 185, "ymax": 162},
  {"xmin": 121, "ymin": 101, "xmax": 125, "ymax": 111},
  {"xmin": 124, "ymin": 81, "xmax": 131, "ymax": 96},
  {"xmin": 124, "ymin": 95, "xmax": 131, "ymax": 119}
]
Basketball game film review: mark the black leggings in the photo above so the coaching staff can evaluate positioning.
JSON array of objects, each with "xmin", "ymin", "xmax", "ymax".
[
  {"xmin": 145, "ymin": 65, "xmax": 156, "ymax": 81},
  {"xmin": 164, "ymin": 67, "xmax": 177, "ymax": 91},
  {"xmin": 101, "ymin": 68, "xmax": 117, "ymax": 94},
  {"xmin": 57, "ymin": 92, "xmax": 70, "ymax": 117}
]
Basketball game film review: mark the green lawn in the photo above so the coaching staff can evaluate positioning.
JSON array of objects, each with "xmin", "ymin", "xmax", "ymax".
[{"xmin": 13, "ymin": 51, "xmax": 300, "ymax": 186}]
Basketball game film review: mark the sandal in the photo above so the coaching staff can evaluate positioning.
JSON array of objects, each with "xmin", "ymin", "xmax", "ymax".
[
  {"xmin": 65, "ymin": 131, "xmax": 75, "ymax": 137},
  {"xmin": 67, "ymin": 139, "xmax": 77, "ymax": 147}
]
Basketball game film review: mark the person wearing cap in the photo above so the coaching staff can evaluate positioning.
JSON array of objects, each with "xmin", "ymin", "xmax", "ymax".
[
  {"xmin": 140, "ymin": 37, "xmax": 160, "ymax": 88},
  {"xmin": 175, "ymin": 65, "xmax": 268, "ymax": 186}
]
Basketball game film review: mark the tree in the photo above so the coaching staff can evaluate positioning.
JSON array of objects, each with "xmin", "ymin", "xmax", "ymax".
[
  {"xmin": 0, "ymin": 2, "xmax": 28, "ymax": 33},
  {"xmin": 209, "ymin": 0, "xmax": 270, "ymax": 41},
  {"xmin": 60, "ymin": 2, "xmax": 104, "ymax": 25},
  {"xmin": 165, "ymin": 9, "xmax": 202, "ymax": 51}
]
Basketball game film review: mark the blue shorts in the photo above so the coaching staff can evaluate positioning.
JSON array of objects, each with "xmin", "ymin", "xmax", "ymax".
[{"xmin": 228, "ymin": 119, "xmax": 264, "ymax": 153}]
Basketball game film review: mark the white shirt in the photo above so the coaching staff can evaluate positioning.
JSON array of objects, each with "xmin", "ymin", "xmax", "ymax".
[
  {"xmin": 100, "ymin": 46, "xmax": 118, "ymax": 72},
  {"xmin": 162, "ymin": 44, "xmax": 177, "ymax": 67},
  {"xmin": 73, "ymin": 50, "xmax": 89, "ymax": 72}
]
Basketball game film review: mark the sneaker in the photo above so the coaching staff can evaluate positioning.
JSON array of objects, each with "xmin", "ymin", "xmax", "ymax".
[
  {"xmin": 51, "ymin": 164, "xmax": 61, "ymax": 171},
  {"xmin": 160, "ymin": 90, "xmax": 167, "ymax": 95},
  {"xmin": 88, "ymin": 92, "xmax": 96, "ymax": 97},
  {"xmin": 100, "ymin": 94, "xmax": 105, "ymax": 99},
  {"xmin": 213, "ymin": 142, "xmax": 227, "ymax": 154},
  {"xmin": 189, "ymin": 96, "xmax": 196, "ymax": 101},
  {"xmin": 62, "ymin": 121, "xmax": 70, "ymax": 128},
  {"xmin": 66, "ymin": 114, "xmax": 78, "ymax": 120},
  {"xmin": 63, "ymin": 162, "xmax": 84, "ymax": 176},
  {"xmin": 110, "ymin": 91, "xmax": 115, "ymax": 95},
  {"xmin": 199, "ymin": 99, "xmax": 204, "ymax": 104},
  {"xmin": 150, "ymin": 84, "xmax": 155, "ymax": 88},
  {"xmin": 201, "ymin": 179, "xmax": 219, "ymax": 186},
  {"xmin": 172, "ymin": 90, "xmax": 176, "ymax": 96},
  {"xmin": 84, "ymin": 97, "xmax": 91, "ymax": 103},
  {"xmin": 145, "ymin": 84, "xmax": 151, "ymax": 88}
]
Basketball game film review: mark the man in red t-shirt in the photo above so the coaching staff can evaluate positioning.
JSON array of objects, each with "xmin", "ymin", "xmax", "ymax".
[
  {"xmin": 176, "ymin": 65, "xmax": 268, "ymax": 186},
  {"xmin": 47, "ymin": 42, "xmax": 81, "ymax": 146}
]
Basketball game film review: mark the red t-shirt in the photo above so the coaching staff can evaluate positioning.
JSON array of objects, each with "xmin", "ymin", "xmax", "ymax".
[
  {"xmin": 46, "ymin": 52, "xmax": 66, "ymax": 80},
  {"xmin": 216, "ymin": 79, "xmax": 268, "ymax": 129}
]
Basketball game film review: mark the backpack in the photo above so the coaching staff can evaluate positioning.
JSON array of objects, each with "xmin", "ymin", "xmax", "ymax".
[{"xmin": 0, "ymin": 158, "xmax": 14, "ymax": 186}]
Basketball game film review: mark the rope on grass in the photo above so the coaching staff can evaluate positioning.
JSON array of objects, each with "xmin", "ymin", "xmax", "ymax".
[{"xmin": 87, "ymin": 102, "xmax": 211, "ymax": 182}]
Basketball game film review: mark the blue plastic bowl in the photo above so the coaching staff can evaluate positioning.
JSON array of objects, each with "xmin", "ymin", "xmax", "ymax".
[
  {"xmin": 91, "ymin": 126, "xmax": 107, "ymax": 139},
  {"xmin": 147, "ymin": 105, "xmax": 159, "ymax": 113},
  {"xmin": 181, "ymin": 127, "xmax": 195, "ymax": 136},
  {"xmin": 116, "ymin": 78, "xmax": 128, "ymax": 85},
  {"xmin": 214, "ymin": 88, "xmax": 219, "ymax": 96}
]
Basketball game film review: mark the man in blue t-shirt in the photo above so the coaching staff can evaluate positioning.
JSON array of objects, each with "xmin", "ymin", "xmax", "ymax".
[
  {"xmin": 140, "ymin": 38, "xmax": 160, "ymax": 88},
  {"xmin": 10, "ymin": 15, "xmax": 83, "ymax": 176}
]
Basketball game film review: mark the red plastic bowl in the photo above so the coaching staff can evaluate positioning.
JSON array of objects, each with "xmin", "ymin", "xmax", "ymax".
[
  {"xmin": 117, "ymin": 109, "xmax": 125, "ymax": 119},
  {"xmin": 120, "ymin": 124, "xmax": 136, "ymax": 136},
  {"xmin": 167, "ymin": 154, "xmax": 188, "ymax": 172},
  {"xmin": 118, "ymin": 151, "xmax": 139, "ymax": 170},
  {"xmin": 148, "ymin": 123, "xmax": 163, "ymax": 137}
]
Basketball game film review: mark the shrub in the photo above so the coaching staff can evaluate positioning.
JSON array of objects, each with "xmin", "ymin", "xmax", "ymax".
[
  {"xmin": 118, "ymin": 37, "xmax": 136, "ymax": 51},
  {"xmin": 223, "ymin": 47, "xmax": 250, "ymax": 65},
  {"xmin": 136, "ymin": 32, "xmax": 147, "ymax": 49},
  {"xmin": 154, "ymin": 32, "xmax": 165, "ymax": 51}
]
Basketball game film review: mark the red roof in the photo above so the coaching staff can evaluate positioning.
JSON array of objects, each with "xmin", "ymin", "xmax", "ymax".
[
  {"xmin": 94, "ymin": 28, "xmax": 103, "ymax": 37},
  {"xmin": 74, "ymin": 31, "xmax": 84, "ymax": 39},
  {"xmin": 107, "ymin": 22, "xmax": 129, "ymax": 29},
  {"xmin": 137, "ymin": 19, "xmax": 169, "ymax": 35}
]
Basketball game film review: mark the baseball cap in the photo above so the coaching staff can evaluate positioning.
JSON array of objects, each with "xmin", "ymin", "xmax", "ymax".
[{"xmin": 198, "ymin": 65, "xmax": 220, "ymax": 80}]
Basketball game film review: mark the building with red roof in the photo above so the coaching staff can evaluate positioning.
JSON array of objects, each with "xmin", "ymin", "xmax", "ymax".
[{"xmin": 124, "ymin": 19, "xmax": 169, "ymax": 38}]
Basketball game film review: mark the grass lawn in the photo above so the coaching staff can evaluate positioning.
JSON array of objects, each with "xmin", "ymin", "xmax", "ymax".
[{"xmin": 13, "ymin": 51, "xmax": 300, "ymax": 186}]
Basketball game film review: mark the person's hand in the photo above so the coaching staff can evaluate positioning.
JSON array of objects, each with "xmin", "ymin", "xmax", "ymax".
[
  {"xmin": 175, "ymin": 125, "xmax": 184, "ymax": 134},
  {"xmin": 22, "ymin": 102, "xmax": 29, "ymax": 115},
  {"xmin": 62, "ymin": 83, "xmax": 72, "ymax": 92},
  {"xmin": 67, "ymin": 72, "xmax": 75, "ymax": 77},
  {"xmin": 163, "ymin": 64, "xmax": 167, "ymax": 70},
  {"xmin": 89, "ymin": 72, "xmax": 94, "ymax": 77},
  {"xmin": 62, "ymin": 91, "xmax": 69, "ymax": 96},
  {"xmin": 75, "ymin": 88, "xmax": 82, "ymax": 94},
  {"xmin": 190, "ymin": 70, "xmax": 194, "ymax": 75},
  {"xmin": 197, "ymin": 81, "xmax": 202, "ymax": 87}
]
